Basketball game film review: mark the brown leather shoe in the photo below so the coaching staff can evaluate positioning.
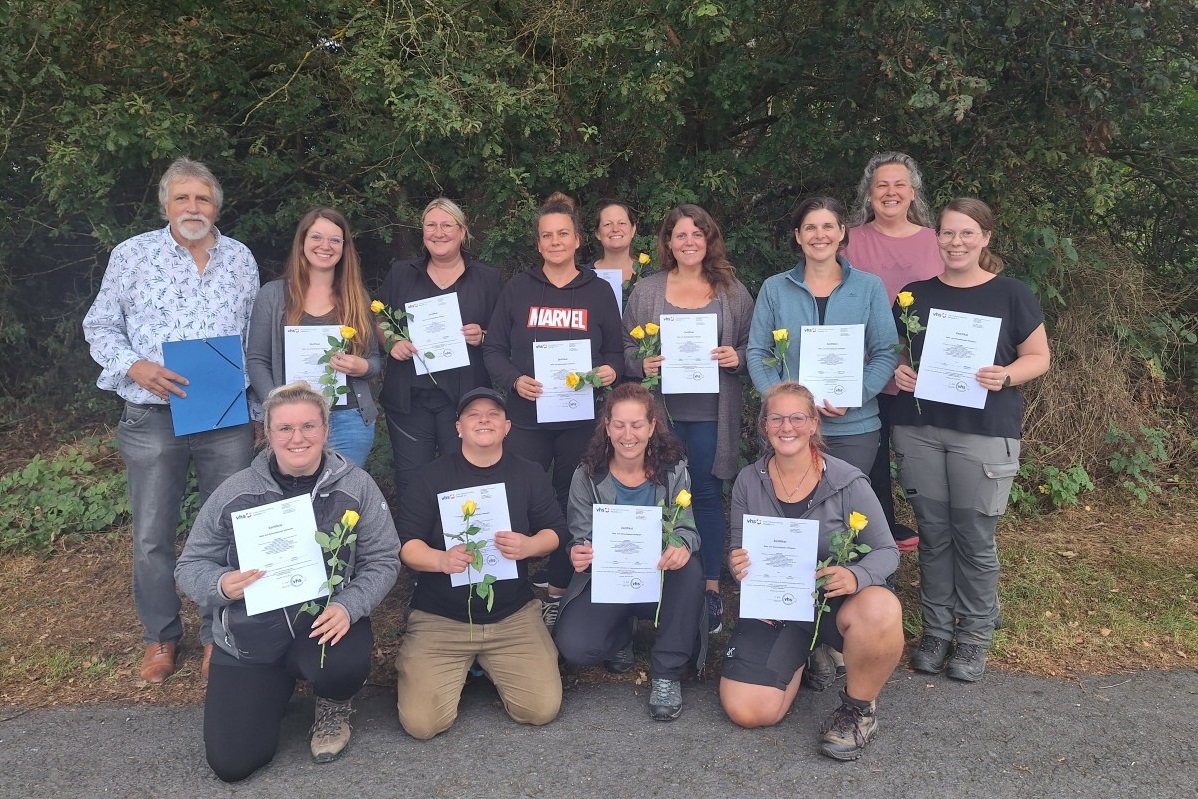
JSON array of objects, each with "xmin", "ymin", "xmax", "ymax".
[
  {"xmin": 140, "ymin": 642, "xmax": 177, "ymax": 684},
  {"xmin": 201, "ymin": 644, "xmax": 214, "ymax": 684}
]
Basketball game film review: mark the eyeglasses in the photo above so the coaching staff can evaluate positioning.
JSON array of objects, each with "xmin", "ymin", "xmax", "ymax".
[
  {"xmin": 307, "ymin": 233, "xmax": 344, "ymax": 246},
  {"xmin": 269, "ymin": 421, "xmax": 325, "ymax": 439},
  {"xmin": 423, "ymin": 222, "xmax": 460, "ymax": 234},
  {"xmin": 764, "ymin": 413, "xmax": 811, "ymax": 429},
  {"xmin": 936, "ymin": 229, "xmax": 981, "ymax": 243}
]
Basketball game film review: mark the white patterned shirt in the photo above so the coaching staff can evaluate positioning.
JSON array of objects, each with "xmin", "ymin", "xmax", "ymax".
[{"xmin": 83, "ymin": 225, "xmax": 260, "ymax": 405}]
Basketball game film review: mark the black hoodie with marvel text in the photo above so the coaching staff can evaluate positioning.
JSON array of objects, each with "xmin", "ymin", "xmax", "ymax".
[{"xmin": 483, "ymin": 264, "xmax": 624, "ymax": 430}]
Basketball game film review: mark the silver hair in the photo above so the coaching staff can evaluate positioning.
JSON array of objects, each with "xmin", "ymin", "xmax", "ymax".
[
  {"xmin": 157, "ymin": 157, "xmax": 224, "ymax": 219},
  {"xmin": 848, "ymin": 151, "xmax": 934, "ymax": 228}
]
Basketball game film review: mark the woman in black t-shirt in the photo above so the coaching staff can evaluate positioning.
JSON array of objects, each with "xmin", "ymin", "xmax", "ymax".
[{"xmin": 891, "ymin": 198, "xmax": 1051, "ymax": 683}]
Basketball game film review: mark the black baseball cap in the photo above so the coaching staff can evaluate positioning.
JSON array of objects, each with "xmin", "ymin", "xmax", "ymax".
[{"xmin": 456, "ymin": 387, "xmax": 507, "ymax": 417}]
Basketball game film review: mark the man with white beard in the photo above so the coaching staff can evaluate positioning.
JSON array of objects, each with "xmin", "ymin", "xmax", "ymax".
[{"xmin": 84, "ymin": 157, "xmax": 259, "ymax": 684}]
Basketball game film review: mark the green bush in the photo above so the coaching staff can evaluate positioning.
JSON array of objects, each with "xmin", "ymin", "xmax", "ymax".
[{"xmin": 0, "ymin": 438, "xmax": 130, "ymax": 553}]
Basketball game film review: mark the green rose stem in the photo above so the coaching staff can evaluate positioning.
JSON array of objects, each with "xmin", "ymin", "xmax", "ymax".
[
  {"xmin": 296, "ymin": 511, "xmax": 359, "ymax": 668},
  {"xmin": 809, "ymin": 513, "xmax": 872, "ymax": 652}
]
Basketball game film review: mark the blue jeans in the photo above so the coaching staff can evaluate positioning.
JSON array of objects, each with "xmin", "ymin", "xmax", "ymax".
[
  {"xmin": 328, "ymin": 408, "xmax": 375, "ymax": 467},
  {"xmin": 670, "ymin": 420, "xmax": 725, "ymax": 582},
  {"xmin": 116, "ymin": 403, "xmax": 253, "ymax": 645}
]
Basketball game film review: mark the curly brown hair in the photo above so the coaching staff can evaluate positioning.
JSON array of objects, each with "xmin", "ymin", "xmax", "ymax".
[{"xmin": 580, "ymin": 383, "xmax": 685, "ymax": 483}]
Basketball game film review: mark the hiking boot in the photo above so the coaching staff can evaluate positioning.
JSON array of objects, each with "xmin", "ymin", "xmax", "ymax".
[
  {"xmin": 310, "ymin": 697, "xmax": 353, "ymax": 763},
  {"xmin": 540, "ymin": 597, "xmax": 560, "ymax": 629},
  {"xmin": 605, "ymin": 640, "xmax": 635, "ymax": 674},
  {"xmin": 649, "ymin": 678, "xmax": 683, "ymax": 721},
  {"xmin": 803, "ymin": 643, "xmax": 838, "ymax": 691},
  {"xmin": 910, "ymin": 634, "xmax": 953, "ymax": 674},
  {"xmin": 706, "ymin": 590, "xmax": 724, "ymax": 635},
  {"xmin": 818, "ymin": 691, "xmax": 878, "ymax": 761},
  {"xmin": 946, "ymin": 642, "xmax": 989, "ymax": 682}
]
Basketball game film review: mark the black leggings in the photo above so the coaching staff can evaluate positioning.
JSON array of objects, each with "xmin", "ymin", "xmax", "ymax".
[
  {"xmin": 204, "ymin": 616, "xmax": 373, "ymax": 783},
  {"xmin": 504, "ymin": 423, "xmax": 593, "ymax": 589}
]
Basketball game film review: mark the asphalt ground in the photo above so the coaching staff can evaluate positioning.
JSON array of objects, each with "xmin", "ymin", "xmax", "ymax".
[{"xmin": 2, "ymin": 668, "xmax": 1195, "ymax": 799}]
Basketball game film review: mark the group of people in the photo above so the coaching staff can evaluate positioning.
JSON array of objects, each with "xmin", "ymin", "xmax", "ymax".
[{"xmin": 82, "ymin": 151, "xmax": 1049, "ymax": 781}]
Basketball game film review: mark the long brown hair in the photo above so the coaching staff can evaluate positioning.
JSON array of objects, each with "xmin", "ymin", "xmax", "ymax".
[
  {"xmin": 282, "ymin": 207, "xmax": 374, "ymax": 356},
  {"xmin": 580, "ymin": 383, "xmax": 685, "ymax": 483},
  {"xmin": 758, "ymin": 381, "xmax": 824, "ymax": 470},
  {"xmin": 657, "ymin": 204, "xmax": 735, "ymax": 289},
  {"xmin": 941, "ymin": 197, "xmax": 1004, "ymax": 275}
]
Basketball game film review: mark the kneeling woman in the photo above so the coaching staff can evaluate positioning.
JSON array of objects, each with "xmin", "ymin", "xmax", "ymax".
[
  {"xmin": 554, "ymin": 383, "xmax": 706, "ymax": 721},
  {"xmin": 176, "ymin": 381, "xmax": 400, "ymax": 782},
  {"xmin": 720, "ymin": 382, "xmax": 901, "ymax": 760}
]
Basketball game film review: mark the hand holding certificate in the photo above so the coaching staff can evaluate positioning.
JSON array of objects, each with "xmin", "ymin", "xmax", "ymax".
[
  {"xmin": 284, "ymin": 326, "xmax": 347, "ymax": 405},
  {"xmin": 405, "ymin": 293, "xmax": 471, "ymax": 374},
  {"xmin": 798, "ymin": 324, "xmax": 865, "ymax": 409},
  {"xmin": 437, "ymin": 483, "xmax": 518, "ymax": 588},
  {"xmin": 738, "ymin": 514, "xmax": 820, "ymax": 622},
  {"xmin": 232, "ymin": 495, "xmax": 329, "ymax": 616},
  {"xmin": 914, "ymin": 308, "xmax": 1001, "ymax": 409},
  {"xmin": 590, "ymin": 504, "xmax": 663, "ymax": 604},
  {"xmin": 533, "ymin": 339, "xmax": 596, "ymax": 423},
  {"xmin": 660, "ymin": 313, "xmax": 719, "ymax": 394}
]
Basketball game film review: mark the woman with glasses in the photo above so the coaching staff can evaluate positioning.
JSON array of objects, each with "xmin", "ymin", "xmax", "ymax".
[
  {"xmin": 378, "ymin": 198, "xmax": 502, "ymax": 499},
  {"xmin": 844, "ymin": 153, "xmax": 943, "ymax": 551},
  {"xmin": 176, "ymin": 381, "xmax": 400, "ymax": 781},
  {"xmin": 247, "ymin": 208, "xmax": 381, "ymax": 466},
  {"xmin": 720, "ymin": 381, "xmax": 901, "ymax": 761},
  {"xmin": 622, "ymin": 204, "xmax": 755, "ymax": 637},
  {"xmin": 892, "ymin": 198, "xmax": 1050, "ymax": 683}
]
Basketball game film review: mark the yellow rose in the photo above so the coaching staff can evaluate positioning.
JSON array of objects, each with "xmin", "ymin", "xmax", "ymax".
[
  {"xmin": 644, "ymin": 322, "xmax": 660, "ymax": 336},
  {"xmin": 565, "ymin": 372, "xmax": 581, "ymax": 389},
  {"xmin": 848, "ymin": 511, "xmax": 868, "ymax": 532},
  {"xmin": 638, "ymin": 252, "xmax": 651, "ymax": 265},
  {"xmin": 630, "ymin": 325, "xmax": 646, "ymax": 340},
  {"xmin": 370, "ymin": 300, "xmax": 384, "ymax": 314},
  {"xmin": 341, "ymin": 509, "xmax": 360, "ymax": 528},
  {"xmin": 675, "ymin": 489, "xmax": 692, "ymax": 508},
  {"xmin": 896, "ymin": 291, "xmax": 915, "ymax": 309},
  {"xmin": 340, "ymin": 325, "xmax": 357, "ymax": 340},
  {"xmin": 772, "ymin": 328, "xmax": 788, "ymax": 342},
  {"xmin": 462, "ymin": 499, "xmax": 477, "ymax": 517}
]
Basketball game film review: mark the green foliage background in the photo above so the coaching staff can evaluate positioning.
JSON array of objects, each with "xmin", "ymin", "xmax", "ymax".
[{"xmin": 2, "ymin": 0, "xmax": 1196, "ymax": 393}]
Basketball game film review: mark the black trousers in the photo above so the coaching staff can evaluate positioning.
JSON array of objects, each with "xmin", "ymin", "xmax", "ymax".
[
  {"xmin": 384, "ymin": 387, "xmax": 458, "ymax": 501},
  {"xmin": 203, "ymin": 615, "xmax": 373, "ymax": 783},
  {"xmin": 504, "ymin": 423, "xmax": 593, "ymax": 589},
  {"xmin": 554, "ymin": 557, "xmax": 704, "ymax": 680}
]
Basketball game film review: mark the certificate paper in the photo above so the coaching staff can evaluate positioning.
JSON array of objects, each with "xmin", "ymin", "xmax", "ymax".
[
  {"xmin": 594, "ymin": 268, "xmax": 624, "ymax": 316},
  {"xmin": 738, "ymin": 514, "xmax": 819, "ymax": 622},
  {"xmin": 232, "ymin": 495, "xmax": 329, "ymax": 616},
  {"xmin": 284, "ymin": 325, "xmax": 347, "ymax": 406},
  {"xmin": 591, "ymin": 504, "xmax": 662, "ymax": 604},
  {"xmin": 405, "ymin": 293, "xmax": 471, "ymax": 375},
  {"xmin": 533, "ymin": 339, "xmax": 595, "ymax": 423},
  {"xmin": 437, "ymin": 483, "xmax": 519, "ymax": 588},
  {"xmin": 798, "ymin": 325, "xmax": 865, "ymax": 408},
  {"xmin": 660, "ymin": 313, "xmax": 718, "ymax": 394},
  {"xmin": 914, "ymin": 308, "xmax": 1002, "ymax": 409}
]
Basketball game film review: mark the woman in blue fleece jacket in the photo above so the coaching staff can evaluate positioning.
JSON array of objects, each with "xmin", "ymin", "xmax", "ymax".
[{"xmin": 747, "ymin": 195, "xmax": 898, "ymax": 475}]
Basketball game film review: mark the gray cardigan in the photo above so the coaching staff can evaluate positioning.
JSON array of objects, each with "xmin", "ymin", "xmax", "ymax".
[
  {"xmin": 730, "ymin": 453, "xmax": 899, "ymax": 592},
  {"xmin": 622, "ymin": 271, "xmax": 755, "ymax": 480},
  {"xmin": 246, "ymin": 279, "xmax": 383, "ymax": 422}
]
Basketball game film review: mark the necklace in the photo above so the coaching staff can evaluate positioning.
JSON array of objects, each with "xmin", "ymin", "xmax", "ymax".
[{"xmin": 771, "ymin": 457, "xmax": 813, "ymax": 501}]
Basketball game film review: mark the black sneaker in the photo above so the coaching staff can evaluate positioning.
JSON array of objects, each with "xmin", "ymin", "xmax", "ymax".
[
  {"xmin": 531, "ymin": 569, "xmax": 550, "ymax": 589},
  {"xmin": 910, "ymin": 634, "xmax": 953, "ymax": 674},
  {"xmin": 706, "ymin": 590, "xmax": 724, "ymax": 635},
  {"xmin": 540, "ymin": 597, "xmax": 560, "ymax": 629},
  {"xmin": 649, "ymin": 678, "xmax": 682, "ymax": 721},
  {"xmin": 818, "ymin": 691, "xmax": 878, "ymax": 761},
  {"xmin": 605, "ymin": 641, "xmax": 635, "ymax": 673},
  {"xmin": 802, "ymin": 643, "xmax": 838, "ymax": 691},
  {"xmin": 946, "ymin": 642, "xmax": 988, "ymax": 682}
]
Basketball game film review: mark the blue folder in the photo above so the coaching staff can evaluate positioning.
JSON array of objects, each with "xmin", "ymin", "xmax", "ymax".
[{"xmin": 161, "ymin": 336, "xmax": 250, "ymax": 436}]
